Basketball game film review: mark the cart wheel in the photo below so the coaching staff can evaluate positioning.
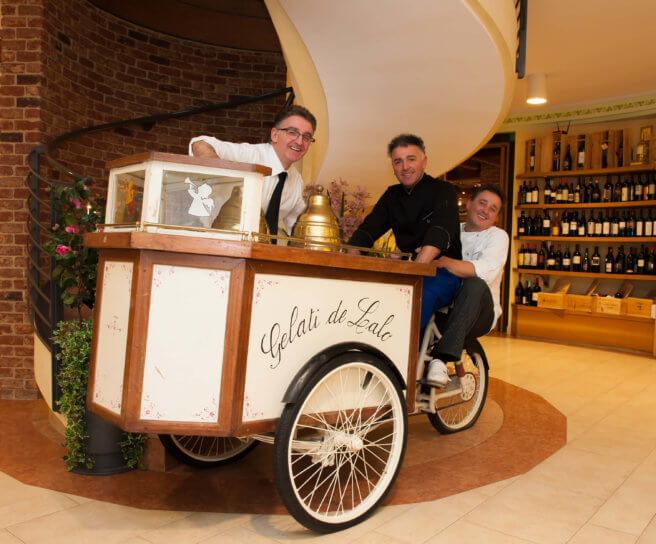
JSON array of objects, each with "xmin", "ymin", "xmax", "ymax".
[
  {"xmin": 427, "ymin": 344, "xmax": 488, "ymax": 434},
  {"xmin": 273, "ymin": 353, "xmax": 407, "ymax": 533},
  {"xmin": 158, "ymin": 434, "xmax": 257, "ymax": 468}
]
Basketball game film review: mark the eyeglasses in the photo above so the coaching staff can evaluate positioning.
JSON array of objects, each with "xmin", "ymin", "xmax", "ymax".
[{"xmin": 277, "ymin": 127, "xmax": 315, "ymax": 144}]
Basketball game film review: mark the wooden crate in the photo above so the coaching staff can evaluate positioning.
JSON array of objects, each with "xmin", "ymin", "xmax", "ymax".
[
  {"xmin": 625, "ymin": 297, "xmax": 654, "ymax": 318},
  {"xmin": 593, "ymin": 296, "xmax": 624, "ymax": 315},
  {"xmin": 565, "ymin": 294, "xmax": 593, "ymax": 313},
  {"xmin": 537, "ymin": 292, "xmax": 566, "ymax": 309}
]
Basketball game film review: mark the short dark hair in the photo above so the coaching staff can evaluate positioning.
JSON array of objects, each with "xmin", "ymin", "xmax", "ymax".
[
  {"xmin": 471, "ymin": 184, "xmax": 504, "ymax": 208},
  {"xmin": 387, "ymin": 134, "xmax": 425, "ymax": 156},
  {"xmin": 273, "ymin": 105, "xmax": 317, "ymax": 132}
]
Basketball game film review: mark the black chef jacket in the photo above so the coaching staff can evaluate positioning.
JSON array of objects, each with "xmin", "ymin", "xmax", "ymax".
[{"xmin": 348, "ymin": 173, "xmax": 462, "ymax": 260}]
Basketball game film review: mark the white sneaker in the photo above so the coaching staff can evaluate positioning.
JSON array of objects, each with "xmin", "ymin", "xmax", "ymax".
[{"xmin": 426, "ymin": 358, "xmax": 451, "ymax": 387}]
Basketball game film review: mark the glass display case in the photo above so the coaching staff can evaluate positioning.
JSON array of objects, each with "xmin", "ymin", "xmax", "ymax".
[{"xmin": 104, "ymin": 152, "xmax": 271, "ymax": 239}]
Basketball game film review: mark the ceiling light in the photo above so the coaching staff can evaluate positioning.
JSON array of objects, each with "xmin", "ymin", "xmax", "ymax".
[{"xmin": 526, "ymin": 73, "xmax": 547, "ymax": 105}]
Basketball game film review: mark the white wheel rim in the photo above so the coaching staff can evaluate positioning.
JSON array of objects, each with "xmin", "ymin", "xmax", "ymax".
[
  {"xmin": 171, "ymin": 435, "xmax": 255, "ymax": 462},
  {"xmin": 435, "ymin": 352, "xmax": 486, "ymax": 430},
  {"xmin": 287, "ymin": 362, "xmax": 405, "ymax": 524}
]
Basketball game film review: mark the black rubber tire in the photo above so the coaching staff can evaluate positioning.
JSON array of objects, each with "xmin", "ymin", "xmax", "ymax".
[
  {"xmin": 273, "ymin": 352, "xmax": 408, "ymax": 533},
  {"xmin": 427, "ymin": 344, "xmax": 489, "ymax": 434},
  {"xmin": 158, "ymin": 434, "xmax": 257, "ymax": 468}
]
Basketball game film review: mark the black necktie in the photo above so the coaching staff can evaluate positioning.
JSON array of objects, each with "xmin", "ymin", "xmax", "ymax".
[{"xmin": 265, "ymin": 171, "xmax": 287, "ymax": 239}]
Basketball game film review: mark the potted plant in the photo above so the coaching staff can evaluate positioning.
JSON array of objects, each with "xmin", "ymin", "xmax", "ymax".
[{"xmin": 46, "ymin": 179, "xmax": 146, "ymax": 474}]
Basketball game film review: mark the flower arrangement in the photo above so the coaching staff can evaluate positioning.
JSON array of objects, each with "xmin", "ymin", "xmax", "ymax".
[
  {"xmin": 45, "ymin": 179, "xmax": 104, "ymax": 315},
  {"xmin": 303, "ymin": 178, "xmax": 371, "ymax": 241}
]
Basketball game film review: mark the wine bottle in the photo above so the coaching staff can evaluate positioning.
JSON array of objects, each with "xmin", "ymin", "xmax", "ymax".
[
  {"xmin": 531, "ymin": 244, "xmax": 539, "ymax": 268},
  {"xmin": 591, "ymin": 246, "xmax": 601, "ymax": 273},
  {"xmin": 518, "ymin": 244, "xmax": 525, "ymax": 268},
  {"xmin": 645, "ymin": 209, "xmax": 654, "ymax": 237},
  {"xmin": 532, "ymin": 181, "xmax": 539, "ymax": 204},
  {"xmin": 547, "ymin": 245, "xmax": 556, "ymax": 270},
  {"xmin": 569, "ymin": 212, "xmax": 577, "ymax": 237},
  {"xmin": 552, "ymin": 211, "xmax": 560, "ymax": 236},
  {"xmin": 582, "ymin": 248, "xmax": 591, "ymax": 272},
  {"xmin": 614, "ymin": 246, "xmax": 626, "ymax": 274},
  {"xmin": 621, "ymin": 176, "xmax": 629, "ymax": 202},
  {"xmin": 628, "ymin": 176, "xmax": 635, "ymax": 201},
  {"xmin": 587, "ymin": 212, "xmax": 595, "ymax": 237},
  {"xmin": 602, "ymin": 212, "xmax": 610, "ymax": 237},
  {"xmin": 531, "ymin": 280, "xmax": 541, "ymax": 307},
  {"xmin": 529, "ymin": 141, "xmax": 536, "ymax": 172},
  {"xmin": 611, "ymin": 212, "xmax": 620, "ymax": 237},
  {"xmin": 604, "ymin": 247, "xmax": 614, "ymax": 274},
  {"xmin": 562, "ymin": 246, "xmax": 572, "ymax": 271},
  {"xmin": 648, "ymin": 174, "xmax": 656, "ymax": 200},
  {"xmin": 592, "ymin": 178, "xmax": 601, "ymax": 203},
  {"xmin": 556, "ymin": 180, "xmax": 563, "ymax": 203},
  {"xmin": 574, "ymin": 179, "xmax": 581, "ymax": 203},
  {"xmin": 563, "ymin": 145, "xmax": 572, "ymax": 170},
  {"xmin": 625, "ymin": 247, "xmax": 636, "ymax": 274},
  {"xmin": 577, "ymin": 138, "xmax": 585, "ymax": 168},
  {"xmin": 635, "ymin": 175, "xmax": 644, "ymax": 201},
  {"xmin": 561, "ymin": 211, "xmax": 570, "ymax": 236},
  {"xmin": 515, "ymin": 279, "xmax": 524, "ymax": 304},
  {"xmin": 613, "ymin": 176, "xmax": 622, "ymax": 202},
  {"xmin": 538, "ymin": 244, "xmax": 546, "ymax": 269},
  {"xmin": 637, "ymin": 246, "xmax": 646, "ymax": 275},
  {"xmin": 586, "ymin": 177, "xmax": 594, "ymax": 203},
  {"xmin": 577, "ymin": 213, "xmax": 586, "ymax": 236},
  {"xmin": 603, "ymin": 177, "xmax": 612, "ymax": 202},
  {"xmin": 544, "ymin": 178, "xmax": 552, "ymax": 204},
  {"xmin": 542, "ymin": 210, "xmax": 551, "ymax": 236},
  {"xmin": 555, "ymin": 244, "xmax": 563, "ymax": 270},
  {"xmin": 617, "ymin": 132, "xmax": 624, "ymax": 167},
  {"xmin": 523, "ymin": 280, "xmax": 531, "ymax": 305},
  {"xmin": 568, "ymin": 182, "xmax": 574, "ymax": 203},
  {"xmin": 518, "ymin": 211, "xmax": 526, "ymax": 236},
  {"xmin": 627, "ymin": 210, "xmax": 636, "ymax": 237},
  {"xmin": 552, "ymin": 139, "xmax": 561, "ymax": 171},
  {"xmin": 594, "ymin": 212, "xmax": 603, "ymax": 236},
  {"xmin": 562, "ymin": 178, "xmax": 569, "ymax": 202},
  {"xmin": 618, "ymin": 212, "xmax": 626, "ymax": 237},
  {"xmin": 647, "ymin": 246, "xmax": 656, "ymax": 275},
  {"xmin": 636, "ymin": 210, "xmax": 645, "ymax": 237},
  {"xmin": 572, "ymin": 244, "xmax": 582, "ymax": 272}
]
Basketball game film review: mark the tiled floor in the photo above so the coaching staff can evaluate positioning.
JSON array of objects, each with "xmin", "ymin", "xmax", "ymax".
[{"xmin": 3, "ymin": 336, "xmax": 656, "ymax": 543}]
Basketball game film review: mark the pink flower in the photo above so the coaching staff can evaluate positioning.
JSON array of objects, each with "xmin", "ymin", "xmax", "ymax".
[
  {"xmin": 64, "ymin": 225, "xmax": 80, "ymax": 234},
  {"xmin": 71, "ymin": 198, "xmax": 82, "ymax": 209},
  {"xmin": 52, "ymin": 223, "xmax": 59, "ymax": 231},
  {"xmin": 83, "ymin": 185, "xmax": 89, "ymax": 191},
  {"xmin": 55, "ymin": 244, "xmax": 71, "ymax": 256}
]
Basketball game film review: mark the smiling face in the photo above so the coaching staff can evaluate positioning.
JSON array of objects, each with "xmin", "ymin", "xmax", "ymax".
[
  {"xmin": 466, "ymin": 190, "xmax": 502, "ymax": 231},
  {"xmin": 390, "ymin": 145, "xmax": 427, "ymax": 189},
  {"xmin": 270, "ymin": 115, "xmax": 314, "ymax": 170}
]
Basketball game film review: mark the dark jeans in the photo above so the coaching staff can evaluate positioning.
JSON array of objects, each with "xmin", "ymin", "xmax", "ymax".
[
  {"xmin": 420, "ymin": 268, "xmax": 462, "ymax": 329},
  {"xmin": 433, "ymin": 276, "xmax": 494, "ymax": 362}
]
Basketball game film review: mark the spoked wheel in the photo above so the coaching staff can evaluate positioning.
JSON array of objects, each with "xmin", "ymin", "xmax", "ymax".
[
  {"xmin": 273, "ymin": 353, "xmax": 408, "ymax": 533},
  {"xmin": 427, "ymin": 343, "xmax": 488, "ymax": 434},
  {"xmin": 158, "ymin": 434, "xmax": 257, "ymax": 468}
]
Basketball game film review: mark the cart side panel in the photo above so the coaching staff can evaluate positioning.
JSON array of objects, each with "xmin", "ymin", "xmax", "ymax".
[
  {"xmin": 138, "ymin": 264, "xmax": 231, "ymax": 423},
  {"xmin": 242, "ymin": 273, "xmax": 414, "ymax": 422},
  {"xmin": 89, "ymin": 260, "xmax": 134, "ymax": 417}
]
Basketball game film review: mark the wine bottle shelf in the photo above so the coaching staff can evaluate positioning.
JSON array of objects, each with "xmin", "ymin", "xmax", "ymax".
[
  {"xmin": 517, "ymin": 164, "xmax": 655, "ymax": 180},
  {"xmin": 512, "ymin": 303, "xmax": 654, "ymax": 323},
  {"xmin": 516, "ymin": 236, "xmax": 656, "ymax": 243},
  {"xmin": 513, "ymin": 267, "xmax": 655, "ymax": 281},
  {"xmin": 516, "ymin": 201, "xmax": 656, "ymax": 210}
]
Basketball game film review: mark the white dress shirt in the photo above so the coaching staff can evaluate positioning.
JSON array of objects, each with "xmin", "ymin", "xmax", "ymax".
[
  {"xmin": 460, "ymin": 223, "xmax": 509, "ymax": 329},
  {"xmin": 189, "ymin": 136, "xmax": 306, "ymax": 235}
]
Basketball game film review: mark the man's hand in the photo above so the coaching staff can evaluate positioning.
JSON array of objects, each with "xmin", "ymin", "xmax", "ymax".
[
  {"xmin": 414, "ymin": 245, "xmax": 440, "ymax": 264},
  {"xmin": 346, "ymin": 248, "xmax": 361, "ymax": 256},
  {"xmin": 192, "ymin": 141, "xmax": 219, "ymax": 158}
]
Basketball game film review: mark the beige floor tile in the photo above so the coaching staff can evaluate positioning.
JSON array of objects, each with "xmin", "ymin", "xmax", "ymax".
[
  {"xmin": 523, "ymin": 446, "xmax": 637, "ymax": 500},
  {"xmin": 198, "ymin": 525, "xmax": 282, "ymax": 544},
  {"xmin": 7, "ymin": 501, "xmax": 189, "ymax": 544},
  {"xmin": 463, "ymin": 476, "xmax": 605, "ymax": 544},
  {"xmin": 375, "ymin": 489, "xmax": 488, "ymax": 543},
  {"xmin": 567, "ymin": 422, "xmax": 656, "ymax": 464},
  {"xmin": 590, "ymin": 455, "xmax": 656, "ymax": 535},
  {"xmin": 637, "ymin": 516, "xmax": 656, "ymax": 544},
  {"xmin": 246, "ymin": 503, "xmax": 412, "ymax": 544},
  {"xmin": 423, "ymin": 519, "xmax": 534, "ymax": 543},
  {"xmin": 475, "ymin": 476, "xmax": 520, "ymax": 498},
  {"xmin": 0, "ymin": 529, "xmax": 24, "ymax": 544},
  {"xmin": 344, "ymin": 532, "xmax": 408, "ymax": 544},
  {"xmin": 568, "ymin": 524, "xmax": 637, "ymax": 544},
  {"xmin": 138, "ymin": 512, "xmax": 253, "ymax": 544}
]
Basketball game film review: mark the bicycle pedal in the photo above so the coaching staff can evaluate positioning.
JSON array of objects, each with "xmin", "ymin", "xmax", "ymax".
[{"xmin": 416, "ymin": 378, "xmax": 448, "ymax": 389}]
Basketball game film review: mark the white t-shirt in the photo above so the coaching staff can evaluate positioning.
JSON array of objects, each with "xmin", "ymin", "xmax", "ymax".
[
  {"xmin": 460, "ymin": 223, "xmax": 509, "ymax": 329},
  {"xmin": 189, "ymin": 136, "xmax": 306, "ymax": 235}
]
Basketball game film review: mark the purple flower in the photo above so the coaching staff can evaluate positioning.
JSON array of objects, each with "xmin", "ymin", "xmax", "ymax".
[{"xmin": 71, "ymin": 198, "xmax": 82, "ymax": 209}]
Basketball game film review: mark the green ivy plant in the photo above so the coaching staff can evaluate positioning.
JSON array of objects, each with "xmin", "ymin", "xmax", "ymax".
[{"xmin": 46, "ymin": 178, "xmax": 147, "ymax": 471}]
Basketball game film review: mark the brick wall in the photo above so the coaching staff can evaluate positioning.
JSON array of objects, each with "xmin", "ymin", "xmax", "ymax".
[
  {"xmin": 0, "ymin": 0, "xmax": 287, "ymax": 399},
  {"xmin": 0, "ymin": 0, "xmax": 45, "ymax": 399}
]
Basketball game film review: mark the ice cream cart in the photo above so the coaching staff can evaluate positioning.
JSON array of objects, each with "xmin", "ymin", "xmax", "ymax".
[{"xmin": 84, "ymin": 153, "xmax": 488, "ymax": 533}]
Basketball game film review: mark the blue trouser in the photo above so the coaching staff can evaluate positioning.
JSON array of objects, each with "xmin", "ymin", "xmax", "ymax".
[{"xmin": 420, "ymin": 269, "xmax": 462, "ymax": 329}]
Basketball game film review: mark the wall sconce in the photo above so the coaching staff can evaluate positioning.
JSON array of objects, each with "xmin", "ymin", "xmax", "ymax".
[{"xmin": 526, "ymin": 73, "xmax": 547, "ymax": 105}]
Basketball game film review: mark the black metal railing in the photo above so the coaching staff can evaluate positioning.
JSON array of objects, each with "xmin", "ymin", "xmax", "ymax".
[{"xmin": 26, "ymin": 86, "xmax": 294, "ymax": 407}]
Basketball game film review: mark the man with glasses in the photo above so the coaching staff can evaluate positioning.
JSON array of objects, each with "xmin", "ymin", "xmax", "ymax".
[{"xmin": 189, "ymin": 105, "xmax": 316, "ymax": 236}]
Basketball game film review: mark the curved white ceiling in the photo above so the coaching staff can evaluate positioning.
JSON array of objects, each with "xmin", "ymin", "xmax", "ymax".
[{"xmin": 273, "ymin": 0, "xmax": 517, "ymax": 197}]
